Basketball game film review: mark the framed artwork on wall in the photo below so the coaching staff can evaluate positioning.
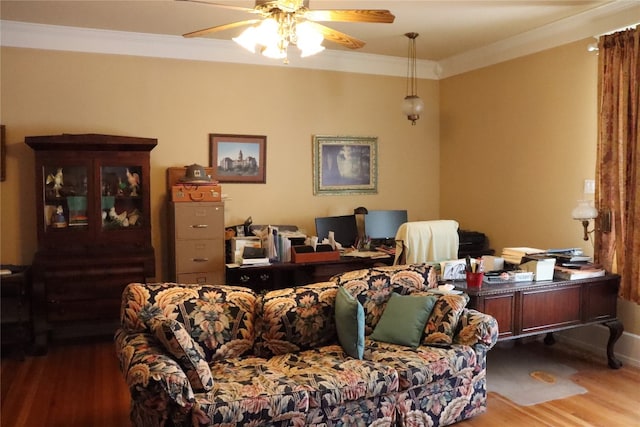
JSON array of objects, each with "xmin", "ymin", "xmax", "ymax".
[
  {"xmin": 312, "ymin": 135, "xmax": 378, "ymax": 195},
  {"xmin": 209, "ymin": 133, "xmax": 266, "ymax": 183}
]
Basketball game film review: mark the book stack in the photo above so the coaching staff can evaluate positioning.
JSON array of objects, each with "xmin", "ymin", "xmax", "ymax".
[
  {"xmin": 545, "ymin": 248, "xmax": 605, "ymax": 280},
  {"xmin": 500, "ymin": 247, "xmax": 546, "ymax": 265},
  {"xmin": 553, "ymin": 265, "xmax": 605, "ymax": 280}
]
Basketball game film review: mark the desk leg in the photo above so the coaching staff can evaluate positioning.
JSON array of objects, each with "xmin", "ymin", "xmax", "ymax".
[
  {"xmin": 543, "ymin": 332, "xmax": 555, "ymax": 345},
  {"xmin": 604, "ymin": 319, "xmax": 623, "ymax": 369}
]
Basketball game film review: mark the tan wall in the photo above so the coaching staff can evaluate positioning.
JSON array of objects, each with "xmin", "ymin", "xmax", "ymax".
[
  {"xmin": 440, "ymin": 39, "xmax": 639, "ymax": 335},
  {"xmin": 2, "ymin": 40, "xmax": 637, "ymax": 335},
  {"xmin": 0, "ymin": 47, "xmax": 440, "ymax": 280}
]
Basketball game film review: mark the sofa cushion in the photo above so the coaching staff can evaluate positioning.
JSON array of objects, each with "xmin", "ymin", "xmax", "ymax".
[
  {"xmin": 145, "ymin": 315, "xmax": 213, "ymax": 392},
  {"xmin": 201, "ymin": 356, "xmax": 309, "ymax": 425},
  {"xmin": 423, "ymin": 293, "xmax": 470, "ymax": 346},
  {"xmin": 335, "ymin": 286, "xmax": 365, "ymax": 359},
  {"xmin": 121, "ymin": 283, "xmax": 257, "ymax": 361},
  {"xmin": 370, "ymin": 293, "xmax": 438, "ymax": 348},
  {"xmin": 364, "ymin": 338, "xmax": 479, "ymax": 392},
  {"xmin": 269, "ymin": 344, "xmax": 399, "ymax": 409},
  {"xmin": 254, "ymin": 282, "xmax": 339, "ymax": 358},
  {"xmin": 330, "ymin": 264, "xmax": 436, "ymax": 334}
]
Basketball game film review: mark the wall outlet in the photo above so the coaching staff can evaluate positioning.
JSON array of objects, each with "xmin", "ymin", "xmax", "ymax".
[{"xmin": 584, "ymin": 179, "xmax": 595, "ymax": 195}]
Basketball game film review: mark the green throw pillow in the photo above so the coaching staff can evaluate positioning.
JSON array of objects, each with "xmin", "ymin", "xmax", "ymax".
[
  {"xmin": 335, "ymin": 286, "xmax": 365, "ymax": 359},
  {"xmin": 370, "ymin": 292, "xmax": 438, "ymax": 348}
]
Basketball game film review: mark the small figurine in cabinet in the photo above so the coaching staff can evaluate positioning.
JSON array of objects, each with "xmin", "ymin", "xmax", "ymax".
[
  {"xmin": 52, "ymin": 205, "xmax": 67, "ymax": 228},
  {"xmin": 46, "ymin": 168, "xmax": 64, "ymax": 197},
  {"xmin": 126, "ymin": 168, "xmax": 140, "ymax": 196}
]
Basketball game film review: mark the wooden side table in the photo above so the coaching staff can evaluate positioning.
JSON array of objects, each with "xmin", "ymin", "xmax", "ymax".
[{"xmin": 1, "ymin": 265, "xmax": 32, "ymax": 358}]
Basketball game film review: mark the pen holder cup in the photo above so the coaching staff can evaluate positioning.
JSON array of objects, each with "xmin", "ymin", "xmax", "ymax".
[{"xmin": 466, "ymin": 271, "xmax": 484, "ymax": 289}]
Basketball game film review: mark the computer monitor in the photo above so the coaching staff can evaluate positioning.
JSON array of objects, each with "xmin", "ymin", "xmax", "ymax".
[
  {"xmin": 364, "ymin": 210, "xmax": 408, "ymax": 242},
  {"xmin": 315, "ymin": 215, "xmax": 358, "ymax": 248}
]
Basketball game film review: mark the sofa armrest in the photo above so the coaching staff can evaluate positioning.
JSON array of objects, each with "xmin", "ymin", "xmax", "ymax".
[
  {"xmin": 115, "ymin": 328, "xmax": 196, "ymax": 422},
  {"xmin": 453, "ymin": 308, "xmax": 499, "ymax": 350}
]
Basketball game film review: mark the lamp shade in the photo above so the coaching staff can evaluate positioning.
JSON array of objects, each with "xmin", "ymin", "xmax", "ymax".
[
  {"xmin": 402, "ymin": 95, "xmax": 424, "ymax": 123},
  {"xmin": 572, "ymin": 200, "xmax": 598, "ymax": 220}
]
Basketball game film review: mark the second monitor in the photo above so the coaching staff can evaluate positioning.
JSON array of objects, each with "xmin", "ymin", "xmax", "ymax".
[{"xmin": 364, "ymin": 210, "xmax": 408, "ymax": 245}]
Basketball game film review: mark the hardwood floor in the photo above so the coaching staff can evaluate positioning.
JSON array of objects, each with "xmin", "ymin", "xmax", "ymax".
[{"xmin": 1, "ymin": 338, "xmax": 638, "ymax": 426}]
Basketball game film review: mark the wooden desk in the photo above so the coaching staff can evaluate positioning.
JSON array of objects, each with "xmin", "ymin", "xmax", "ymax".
[
  {"xmin": 456, "ymin": 274, "xmax": 623, "ymax": 369},
  {"xmin": 226, "ymin": 256, "xmax": 393, "ymax": 292}
]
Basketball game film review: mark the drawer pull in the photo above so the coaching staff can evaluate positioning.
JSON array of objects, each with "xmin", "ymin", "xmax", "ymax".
[
  {"xmin": 192, "ymin": 258, "xmax": 209, "ymax": 262},
  {"xmin": 190, "ymin": 224, "xmax": 209, "ymax": 229}
]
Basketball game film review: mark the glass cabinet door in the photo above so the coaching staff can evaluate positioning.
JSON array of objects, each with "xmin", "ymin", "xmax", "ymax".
[
  {"xmin": 100, "ymin": 165, "xmax": 144, "ymax": 231},
  {"xmin": 42, "ymin": 165, "xmax": 88, "ymax": 232}
]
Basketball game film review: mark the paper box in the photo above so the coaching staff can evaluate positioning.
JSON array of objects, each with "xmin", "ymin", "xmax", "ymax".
[
  {"xmin": 520, "ymin": 258, "xmax": 556, "ymax": 281},
  {"xmin": 291, "ymin": 245, "xmax": 340, "ymax": 263},
  {"xmin": 172, "ymin": 184, "xmax": 222, "ymax": 202}
]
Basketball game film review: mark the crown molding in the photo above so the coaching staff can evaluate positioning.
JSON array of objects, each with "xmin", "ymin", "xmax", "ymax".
[
  {"xmin": 0, "ymin": 20, "xmax": 439, "ymax": 79},
  {"xmin": 439, "ymin": 1, "xmax": 640, "ymax": 78},
  {"xmin": 2, "ymin": 1, "xmax": 638, "ymax": 80}
]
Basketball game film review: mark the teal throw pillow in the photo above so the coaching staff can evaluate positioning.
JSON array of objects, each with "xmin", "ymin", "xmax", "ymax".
[
  {"xmin": 370, "ymin": 292, "xmax": 438, "ymax": 348},
  {"xmin": 335, "ymin": 286, "xmax": 365, "ymax": 359}
]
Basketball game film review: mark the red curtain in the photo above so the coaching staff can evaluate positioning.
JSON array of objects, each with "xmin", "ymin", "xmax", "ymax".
[{"xmin": 595, "ymin": 27, "xmax": 640, "ymax": 303}]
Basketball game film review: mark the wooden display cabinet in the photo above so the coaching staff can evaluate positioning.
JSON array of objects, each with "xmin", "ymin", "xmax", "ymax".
[{"xmin": 25, "ymin": 134, "xmax": 157, "ymax": 352}]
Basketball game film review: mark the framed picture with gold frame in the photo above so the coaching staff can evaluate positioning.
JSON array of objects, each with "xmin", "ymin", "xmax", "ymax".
[
  {"xmin": 312, "ymin": 135, "xmax": 378, "ymax": 195},
  {"xmin": 209, "ymin": 133, "xmax": 266, "ymax": 183}
]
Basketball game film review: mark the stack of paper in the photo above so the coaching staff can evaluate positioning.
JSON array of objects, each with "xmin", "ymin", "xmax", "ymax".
[
  {"xmin": 501, "ymin": 247, "xmax": 545, "ymax": 265},
  {"xmin": 553, "ymin": 266, "xmax": 605, "ymax": 280}
]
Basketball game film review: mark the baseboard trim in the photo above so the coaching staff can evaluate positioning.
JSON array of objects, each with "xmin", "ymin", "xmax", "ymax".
[{"xmin": 555, "ymin": 325, "xmax": 640, "ymax": 368}]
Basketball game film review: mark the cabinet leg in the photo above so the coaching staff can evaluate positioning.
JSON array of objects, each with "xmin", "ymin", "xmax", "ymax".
[
  {"xmin": 544, "ymin": 332, "xmax": 555, "ymax": 345},
  {"xmin": 604, "ymin": 319, "xmax": 624, "ymax": 369}
]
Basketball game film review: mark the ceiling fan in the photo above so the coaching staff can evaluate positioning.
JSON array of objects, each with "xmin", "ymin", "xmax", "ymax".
[{"xmin": 179, "ymin": 0, "xmax": 395, "ymax": 61}]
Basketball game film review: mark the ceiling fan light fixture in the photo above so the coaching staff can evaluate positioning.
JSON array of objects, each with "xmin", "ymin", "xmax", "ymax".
[
  {"xmin": 261, "ymin": 43, "xmax": 288, "ymax": 59},
  {"xmin": 184, "ymin": 1, "xmax": 395, "ymax": 63},
  {"xmin": 232, "ymin": 26, "xmax": 259, "ymax": 52},
  {"xmin": 403, "ymin": 32, "xmax": 423, "ymax": 125},
  {"xmin": 296, "ymin": 21, "xmax": 325, "ymax": 57}
]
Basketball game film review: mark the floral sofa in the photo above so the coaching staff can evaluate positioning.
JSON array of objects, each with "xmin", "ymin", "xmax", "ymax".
[{"xmin": 115, "ymin": 263, "xmax": 498, "ymax": 427}]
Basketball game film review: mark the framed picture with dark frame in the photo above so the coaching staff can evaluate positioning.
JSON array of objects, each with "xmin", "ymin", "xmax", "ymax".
[
  {"xmin": 209, "ymin": 133, "xmax": 266, "ymax": 183},
  {"xmin": 312, "ymin": 135, "xmax": 378, "ymax": 195}
]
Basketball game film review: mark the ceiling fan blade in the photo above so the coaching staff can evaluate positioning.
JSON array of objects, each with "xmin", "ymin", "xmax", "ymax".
[
  {"xmin": 304, "ymin": 9, "xmax": 395, "ymax": 24},
  {"xmin": 183, "ymin": 19, "xmax": 261, "ymax": 38},
  {"xmin": 176, "ymin": 0, "xmax": 255, "ymax": 13},
  {"xmin": 307, "ymin": 22, "xmax": 365, "ymax": 50}
]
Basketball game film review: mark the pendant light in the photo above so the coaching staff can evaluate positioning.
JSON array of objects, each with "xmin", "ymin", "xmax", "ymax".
[{"xmin": 402, "ymin": 32, "xmax": 424, "ymax": 125}]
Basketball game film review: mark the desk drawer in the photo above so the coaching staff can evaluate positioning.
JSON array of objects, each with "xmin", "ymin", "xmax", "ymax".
[{"xmin": 521, "ymin": 285, "xmax": 581, "ymax": 333}]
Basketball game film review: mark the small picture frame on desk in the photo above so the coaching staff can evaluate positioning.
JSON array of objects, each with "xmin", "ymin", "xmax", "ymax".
[{"xmin": 209, "ymin": 133, "xmax": 266, "ymax": 183}]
